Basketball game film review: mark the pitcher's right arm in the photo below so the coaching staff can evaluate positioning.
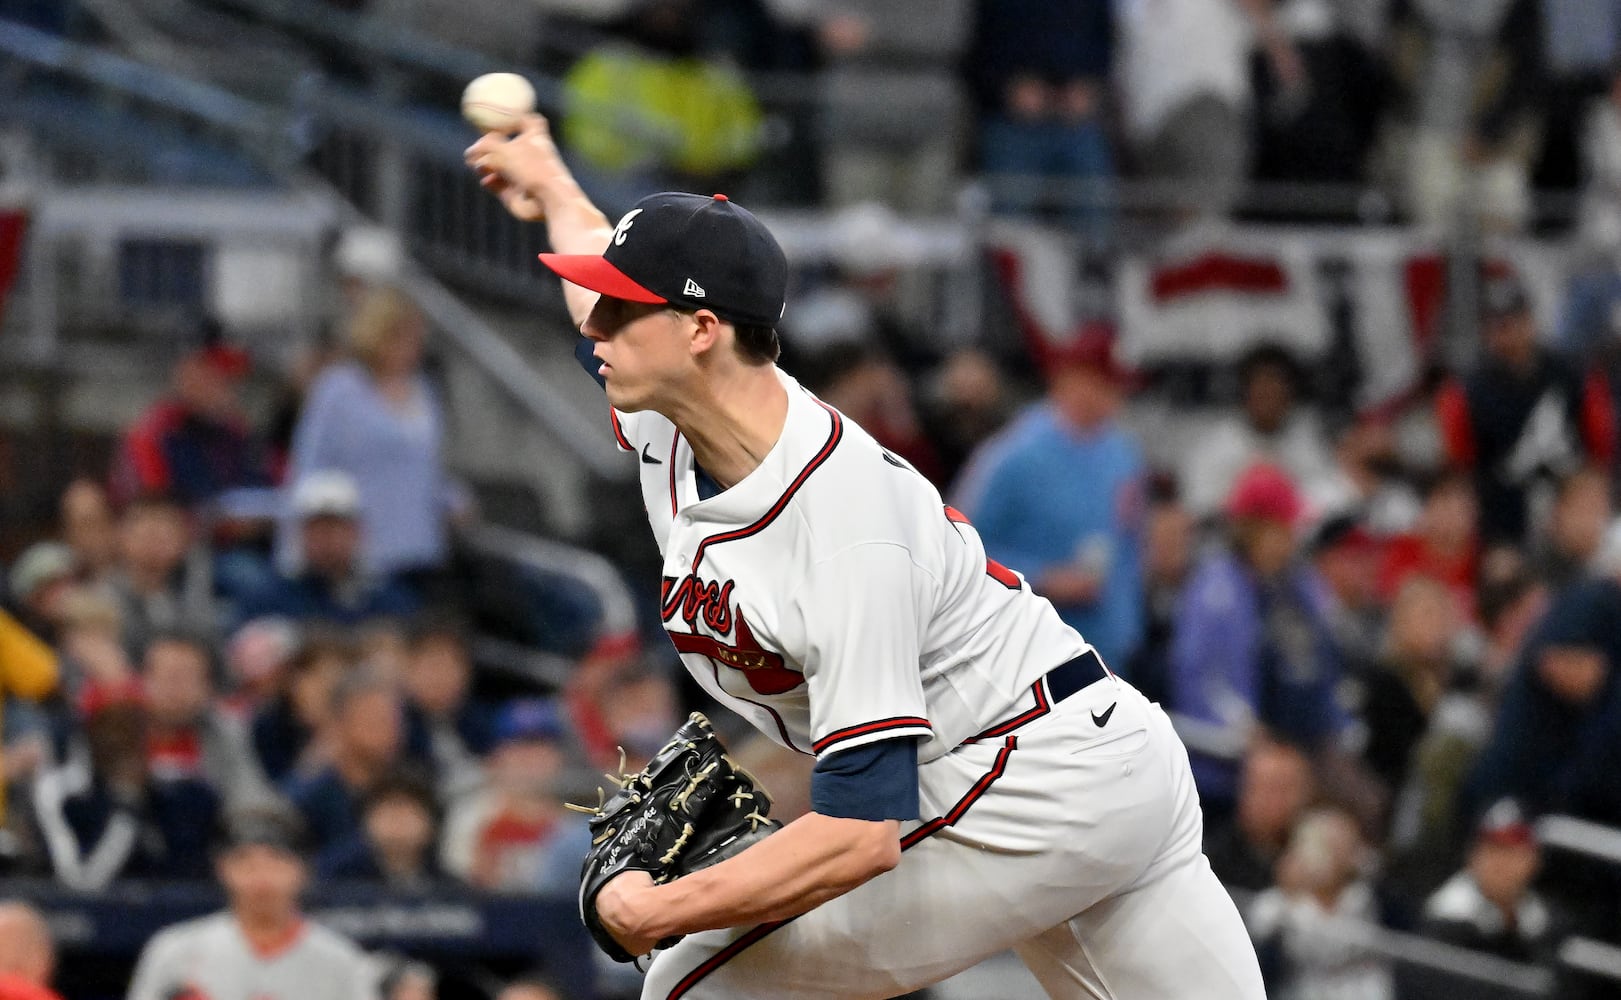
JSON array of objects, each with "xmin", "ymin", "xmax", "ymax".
[{"xmin": 465, "ymin": 114, "xmax": 613, "ymax": 328}]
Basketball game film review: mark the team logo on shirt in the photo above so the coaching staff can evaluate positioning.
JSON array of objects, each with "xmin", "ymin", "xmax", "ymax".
[{"xmin": 661, "ymin": 574, "xmax": 803, "ymax": 694}]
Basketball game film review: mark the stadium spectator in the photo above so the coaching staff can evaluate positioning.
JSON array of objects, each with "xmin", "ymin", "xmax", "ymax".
[
  {"xmin": 1464, "ymin": 575, "xmax": 1621, "ymax": 826},
  {"xmin": 1181, "ymin": 343, "xmax": 1336, "ymax": 520},
  {"xmin": 377, "ymin": 957, "xmax": 436, "ymax": 1000},
  {"xmin": 813, "ymin": 0, "xmax": 968, "ymax": 214},
  {"xmin": 1247, "ymin": 805, "xmax": 1394, "ymax": 1000},
  {"xmin": 242, "ymin": 472, "xmax": 419, "ymax": 628},
  {"xmin": 6, "ymin": 543, "xmax": 79, "ymax": 644},
  {"xmin": 918, "ymin": 349, "xmax": 1013, "ymax": 490},
  {"xmin": 283, "ymin": 668, "xmax": 412, "ymax": 853},
  {"xmin": 795, "ymin": 340, "xmax": 946, "ymax": 487},
  {"xmin": 54, "ymin": 590, "xmax": 135, "ymax": 703},
  {"xmin": 111, "ymin": 325, "xmax": 277, "ymax": 518},
  {"xmin": 559, "ymin": 0, "xmax": 764, "ymax": 206},
  {"xmin": 284, "ymin": 287, "xmax": 467, "ymax": 586},
  {"xmin": 592, "ymin": 666, "xmax": 681, "ymax": 774},
  {"xmin": 1352, "ymin": 577, "xmax": 1465, "ymax": 798},
  {"xmin": 222, "ymin": 616, "xmax": 301, "ymax": 717},
  {"xmin": 1303, "ymin": 418, "xmax": 1421, "ymax": 537},
  {"xmin": 953, "ymin": 329, "xmax": 1145, "ymax": 669},
  {"xmin": 495, "ymin": 975, "xmax": 567, "ymax": 1000},
  {"xmin": 1168, "ymin": 464, "xmax": 1351, "ymax": 820},
  {"xmin": 1309, "ymin": 515, "xmax": 1385, "ymax": 678},
  {"xmin": 1205, "ymin": 739, "xmax": 1316, "ymax": 893},
  {"xmin": 1248, "ymin": 0, "xmax": 1385, "ymax": 193},
  {"xmin": 1377, "ymin": 472, "xmax": 1480, "ymax": 621},
  {"xmin": 140, "ymin": 631, "xmax": 278, "ymax": 812},
  {"xmin": 401, "ymin": 616, "xmax": 495, "ymax": 804},
  {"xmin": 1114, "ymin": 0, "xmax": 1302, "ymax": 220},
  {"xmin": 0, "ymin": 902, "xmax": 60, "ymax": 1000},
  {"xmin": 316, "ymin": 769, "xmax": 444, "ymax": 890},
  {"xmin": 1422, "ymin": 798, "xmax": 1560, "ymax": 963},
  {"xmin": 0, "ymin": 609, "xmax": 57, "ymax": 847},
  {"xmin": 1475, "ymin": 547, "xmax": 1550, "ymax": 690},
  {"xmin": 33, "ymin": 697, "xmax": 219, "ymax": 889},
  {"xmin": 1534, "ymin": 0, "xmax": 1621, "ymax": 197},
  {"xmin": 251, "ymin": 632, "xmax": 353, "ymax": 784},
  {"xmin": 1436, "ymin": 268, "xmax": 1615, "ymax": 545},
  {"xmin": 966, "ymin": 0, "xmax": 1114, "ymax": 237},
  {"xmin": 1125, "ymin": 487, "xmax": 1195, "ymax": 706},
  {"xmin": 1533, "ymin": 465, "xmax": 1613, "ymax": 588},
  {"xmin": 126, "ymin": 807, "xmax": 376, "ymax": 1000},
  {"xmin": 440, "ymin": 699, "xmax": 590, "ymax": 893},
  {"xmin": 1386, "ymin": 0, "xmax": 1545, "ymax": 232},
  {"xmin": 58, "ymin": 478, "xmax": 118, "ymax": 588},
  {"xmin": 106, "ymin": 494, "xmax": 218, "ymax": 656}
]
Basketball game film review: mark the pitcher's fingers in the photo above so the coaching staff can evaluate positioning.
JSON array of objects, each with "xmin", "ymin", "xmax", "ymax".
[{"xmin": 464, "ymin": 131, "xmax": 505, "ymax": 165}]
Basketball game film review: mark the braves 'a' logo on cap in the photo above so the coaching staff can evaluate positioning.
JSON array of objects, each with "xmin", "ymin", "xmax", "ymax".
[{"xmin": 612, "ymin": 208, "xmax": 643, "ymax": 246}]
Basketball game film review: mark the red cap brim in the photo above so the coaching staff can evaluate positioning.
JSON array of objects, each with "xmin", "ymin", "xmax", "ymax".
[{"xmin": 537, "ymin": 253, "xmax": 666, "ymax": 304}]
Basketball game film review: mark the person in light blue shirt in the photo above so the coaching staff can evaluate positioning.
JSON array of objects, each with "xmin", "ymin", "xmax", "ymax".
[
  {"xmin": 282, "ymin": 287, "xmax": 467, "ymax": 580},
  {"xmin": 953, "ymin": 329, "xmax": 1146, "ymax": 670}
]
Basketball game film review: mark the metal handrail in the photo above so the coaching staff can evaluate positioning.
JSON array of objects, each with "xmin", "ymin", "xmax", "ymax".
[
  {"xmin": 1535, "ymin": 814, "xmax": 1621, "ymax": 867},
  {"xmin": 461, "ymin": 522, "xmax": 639, "ymax": 639},
  {"xmin": 1560, "ymin": 937, "xmax": 1621, "ymax": 985},
  {"xmin": 1230, "ymin": 887, "xmax": 1557, "ymax": 996},
  {"xmin": 206, "ymin": 0, "xmax": 551, "ymax": 98},
  {"xmin": 0, "ymin": 18, "xmax": 284, "ymax": 144},
  {"xmin": 0, "ymin": 18, "xmax": 630, "ymax": 481}
]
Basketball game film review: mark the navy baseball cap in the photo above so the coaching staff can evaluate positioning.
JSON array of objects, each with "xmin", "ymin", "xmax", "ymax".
[
  {"xmin": 539, "ymin": 192, "xmax": 788, "ymax": 328},
  {"xmin": 495, "ymin": 697, "xmax": 566, "ymax": 745}
]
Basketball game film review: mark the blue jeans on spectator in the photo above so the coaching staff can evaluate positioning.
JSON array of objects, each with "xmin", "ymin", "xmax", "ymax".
[{"xmin": 980, "ymin": 115, "xmax": 1114, "ymax": 245}]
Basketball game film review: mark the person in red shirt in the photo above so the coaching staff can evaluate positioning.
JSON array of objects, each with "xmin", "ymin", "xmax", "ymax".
[
  {"xmin": 0, "ymin": 901, "xmax": 62, "ymax": 1000},
  {"xmin": 1380, "ymin": 471, "xmax": 1481, "ymax": 622}
]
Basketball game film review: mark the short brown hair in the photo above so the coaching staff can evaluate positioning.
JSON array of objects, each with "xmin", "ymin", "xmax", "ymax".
[
  {"xmin": 732, "ymin": 323, "xmax": 780, "ymax": 365},
  {"xmin": 675, "ymin": 309, "xmax": 779, "ymax": 365}
]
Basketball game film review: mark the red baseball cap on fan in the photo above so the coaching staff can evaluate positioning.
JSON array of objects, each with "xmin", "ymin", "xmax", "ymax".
[
  {"xmin": 1225, "ymin": 464, "xmax": 1304, "ymax": 526},
  {"xmin": 1041, "ymin": 324, "xmax": 1132, "ymax": 384}
]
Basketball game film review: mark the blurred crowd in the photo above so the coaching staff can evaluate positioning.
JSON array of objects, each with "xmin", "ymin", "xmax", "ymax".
[
  {"xmin": 4, "ymin": 0, "xmax": 1621, "ymax": 998},
  {"xmin": 0, "ymin": 279, "xmax": 696, "ymax": 999},
  {"xmin": 18, "ymin": 0, "xmax": 1621, "ymax": 233},
  {"xmin": 377, "ymin": 0, "xmax": 1621, "ymax": 236}
]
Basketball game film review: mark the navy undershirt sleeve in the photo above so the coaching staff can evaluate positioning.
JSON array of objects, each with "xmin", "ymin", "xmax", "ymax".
[
  {"xmin": 575, "ymin": 338, "xmax": 606, "ymax": 388},
  {"xmin": 810, "ymin": 737, "xmax": 920, "ymax": 821}
]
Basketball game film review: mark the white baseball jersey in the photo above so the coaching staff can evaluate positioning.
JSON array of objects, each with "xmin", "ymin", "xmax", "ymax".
[
  {"xmin": 126, "ymin": 913, "xmax": 376, "ymax": 1000},
  {"xmin": 609, "ymin": 368, "xmax": 1087, "ymax": 763},
  {"xmin": 603, "ymin": 365, "xmax": 1266, "ymax": 1000}
]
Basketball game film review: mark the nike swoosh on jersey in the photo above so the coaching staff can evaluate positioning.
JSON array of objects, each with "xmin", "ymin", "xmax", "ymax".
[
  {"xmin": 642, "ymin": 443, "xmax": 662, "ymax": 465},
  {"xmin": 1091, "ymin": 702, "xmax": 1116, "ymax": 728}
]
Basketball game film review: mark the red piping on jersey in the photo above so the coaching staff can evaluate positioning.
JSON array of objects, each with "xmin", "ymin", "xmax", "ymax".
[
  {"xmin": 703, "ymin": 658, "xmax": 812, "ymax": 755},
  {"xmin": 661, "ymin": 735, "xmax": 1017, "ymax": 1000},
  {"xmin": 811, "ymin": 716, "xmax": 932, "ymax": 755},
  {"xmin": 667, "ymin": 433, "xmax": 680, "ymax": 515},
  {"xmin": 609, "ymin": 410, "xmax": 632, "ymax": 452},
  {"xmin": 968, "ymin": 679, "xmax": 1051, "ymax": 741},
  {"xmin": 900, "ymin": 735, "xmax": 1016, "ymax": 850},
  {"xmin": 688, "ymin": 397, "xmax": 843, "ymax": 572}
]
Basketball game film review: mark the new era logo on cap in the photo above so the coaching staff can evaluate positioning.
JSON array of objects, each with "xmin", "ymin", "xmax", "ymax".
[{"xmin": 538, "ymin": 192, "xmax": 787, "ymax": 327}]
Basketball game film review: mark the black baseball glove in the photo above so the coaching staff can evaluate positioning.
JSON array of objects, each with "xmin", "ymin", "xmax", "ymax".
[{"xmin": 573, "ymin": 712, "xmax": 781, "ymax": 962}]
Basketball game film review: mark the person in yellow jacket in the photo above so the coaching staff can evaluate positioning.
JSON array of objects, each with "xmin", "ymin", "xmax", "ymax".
[{"xmin": 0, "ymin": 608, "xmax": 59, "ymax": 828}]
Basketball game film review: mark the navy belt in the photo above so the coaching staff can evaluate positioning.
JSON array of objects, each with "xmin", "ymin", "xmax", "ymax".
[
  {"xmin": 1045, "ymin": 649, "xmax": 1110, "ymax": 702},
  {"xmin": 971, "ymin": 649, "xmax": 1111, "ymax": 741}
]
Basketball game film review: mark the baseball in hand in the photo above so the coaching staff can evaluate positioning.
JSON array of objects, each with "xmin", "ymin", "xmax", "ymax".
[{"xmin": 461, "ymin": 72, "xmax": 536, "ymax": 133}]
